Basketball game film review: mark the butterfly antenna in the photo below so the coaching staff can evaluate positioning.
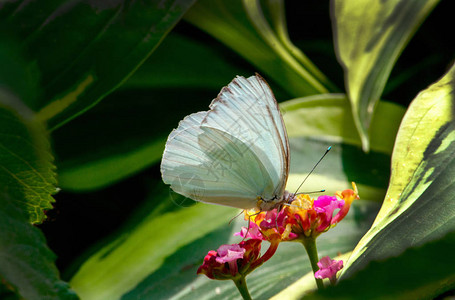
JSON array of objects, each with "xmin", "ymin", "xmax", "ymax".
[
  {"xmin": 294, "ymin": 146, "xmax": 332, "ymax": 195},
  {"xmin": 296, "ymin": 189, "xmax": 325, "ymax": 195}
]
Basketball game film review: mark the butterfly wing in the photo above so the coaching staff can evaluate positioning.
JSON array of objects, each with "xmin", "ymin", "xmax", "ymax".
[{"xmin": 160, "ymin": 74, "xmax": 290, "ymax": 209}]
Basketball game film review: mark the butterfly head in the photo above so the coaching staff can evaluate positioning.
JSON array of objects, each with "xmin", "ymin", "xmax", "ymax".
[{"xmin": 256, "ymin": 191, "xmax": 295, "ymax": 211}]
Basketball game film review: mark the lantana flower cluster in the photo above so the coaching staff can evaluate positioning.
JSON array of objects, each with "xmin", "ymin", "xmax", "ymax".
[{"xmin": 197, "ymin": 183, "xmax": 359, "ymax": 298}]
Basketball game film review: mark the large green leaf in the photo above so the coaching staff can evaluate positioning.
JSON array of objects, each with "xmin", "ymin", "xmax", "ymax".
[
  {"xmin": 0, "ymin": 60, "xmax": 56, "ymax": 224},
  {"xmin": 331, "ymin": 0, "xmax": 439, "ymax": 150},
  {"xmin": 0, "ymin": 37, "xmax": 76, "ymax": 298},
  {"xmin": 0, "ymin": 0, "xmax": 196, "ymax": 130},
  {"xmin": 340, "ymin": 63, "xmax": 455, "ymax": 283},
  {"xmin": 0, "ymin": 96, "xmax": 75, "ymax": 298},
  {"xmin": 184, "ymin": 0, "xmax": 336, "ymax": 98},
  {"xmin": 0, "ymin": 102, "xmax": 56, "ymax": 223}
]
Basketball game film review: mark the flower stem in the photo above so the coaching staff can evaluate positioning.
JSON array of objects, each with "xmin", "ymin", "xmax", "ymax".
[
  {"xmin": 233, "ymin": 275, "xmax": 252, "ymax": 300},
  {"xmin": 302, "ymin": 237, "xmax": 324, "ymax": 290}
]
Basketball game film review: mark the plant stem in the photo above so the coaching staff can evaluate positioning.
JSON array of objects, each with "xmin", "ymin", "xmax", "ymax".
[
  {"xmin": 302, "ymin": 237, "xmax": 324, "ymax": 290},
  {"xmin": 233, "ymin": 275, "xmax": 252, "ymax": 300}
]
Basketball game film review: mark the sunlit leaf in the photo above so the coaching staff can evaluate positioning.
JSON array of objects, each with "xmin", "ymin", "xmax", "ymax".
[
  {"xmin": 341, "ymin": 63, "xmax": 455, "ymax": 282},
  {"xmin": 331, "ymin": 0, "xmax": 439, "ymax": 150}
]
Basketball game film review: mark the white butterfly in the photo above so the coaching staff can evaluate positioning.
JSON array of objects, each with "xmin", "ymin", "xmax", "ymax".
[{"xmin": 160, "ymin": 74, "xmax": 294, "ymax": 211}]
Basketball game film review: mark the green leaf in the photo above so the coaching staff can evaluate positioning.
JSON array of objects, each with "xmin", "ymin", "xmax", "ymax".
[
  {"xmin": 0, "ymin": 0, "xmax": 196, "ymax": 130},
  {"xmin": 0, "ymin": 84, "xmax": 56, "ymax": 225},
  {"xmin": 0, "ymin": 90, "xmax": 75, "ymax": 297},
  {"xmin": 341, "ymin": 63, "xmax": 455, "ymax": 283},
  {"xmin": 331, "ymin": 0, "xmax": 440, "ymax": 150},
  {"xmin": 184, "ymin": 0, "xmax": 336, "ymax": 98}
]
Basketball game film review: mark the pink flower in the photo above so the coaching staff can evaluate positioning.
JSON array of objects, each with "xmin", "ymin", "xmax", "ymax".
[
  {"xmin": 215, "ymin": 244, "xmax": 246, "ymax": 276},
  {"xmin": 314, "ymin": 256, "xmax": 344, "ymax": 285},
  {"xmin": 234, "ymin": 222, "xmax": 265, "ymax": 240},
  {"xmin": 313, "ymin": 195, "xmax": 344, "ymax": 231},
  {"xmin": 216, "ymin": 244, "xmax": 245, "ymax": 263},
  {"xmin": 197, "ymin": 239, "xmax": 279, "ymax": 280}
]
